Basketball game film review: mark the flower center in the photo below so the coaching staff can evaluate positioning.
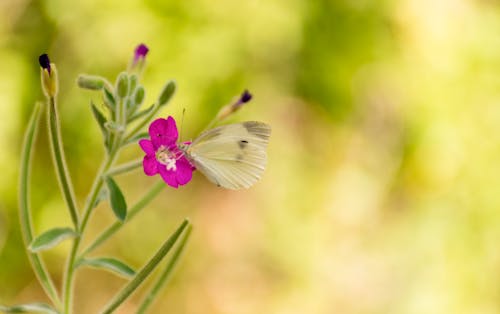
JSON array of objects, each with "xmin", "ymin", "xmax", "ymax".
[{"xmin": 156, "ymin": 146, "xmax": 177, "ymax": 171}]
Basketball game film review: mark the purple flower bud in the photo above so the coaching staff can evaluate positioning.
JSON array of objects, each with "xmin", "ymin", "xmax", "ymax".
[
  {"xmin": 240, "ymin": 89, "xmax": 252, "ymax": 103},
  {"xmin": 39, "ymin": 54, "xmax": 51, "ymax": 73},
  {"xmin": 134, "ymin": 44, "xmax": 149, "ymax": 62}
]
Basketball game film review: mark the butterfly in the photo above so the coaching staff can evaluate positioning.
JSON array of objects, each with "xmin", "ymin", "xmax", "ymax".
[{"xmin": 179, "ymin": 121, "xmax": 271, "ymax": 190}]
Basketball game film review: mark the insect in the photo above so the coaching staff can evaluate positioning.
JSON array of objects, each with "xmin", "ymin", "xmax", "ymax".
[{"xmin": 179, "ymin": 121, "xmax": 271, "ymax": 190}]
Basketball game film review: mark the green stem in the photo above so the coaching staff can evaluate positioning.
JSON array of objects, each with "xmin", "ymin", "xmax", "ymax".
[
  {"xmin": 101, "ymin": 219, "xmax": 190, "ymax": 314},
  {"xmin": 137, "ymin": 225, "xmax": 192, "ymax": 314},
  {"xmin": 106, "ymin": 159, "xmax": 142, "ymax": 177},
  {"xmin": 123, "ymin": 103, "xmax": 159, "ymax": 142},
  {"xmin": 19, "ymin": 103, "xmax": 62, "ymax": 309},
  {"xmin": 48, "ymin": 97, "xmax": 79, "ymax": 227},
  {"xmin": 80, "ymin": 181, "xmax": 165, "ymax": 257},
  {"xmin": 62, "ymin": 150, "xmax": 119, "ymax": 314}
]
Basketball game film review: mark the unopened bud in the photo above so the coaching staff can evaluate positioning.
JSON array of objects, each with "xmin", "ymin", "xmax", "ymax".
[
  {"xmin": 134, "ymin": 86, "xmax": 145, "ymax": 106},
  {"xmin": 129, "ymin": 43, "xmax": 149, "ymax": 73},
  {"xmin": 77, "ymin": 74, "xmax": 106, "ymax": 90},
  {"xmin": 39, "ymin": 54, "xmax": 58, "ymax": 97},
  {"xmin": 157, "ymin": 80, "xmax": 176, "ymax": 107},
  {"xmin": 129, "ymin": 74, "xmax": 138, "ymax": 94},
  {"xmin": 116, "ymin": 72, "xmax": 129, "ymax": 98},
  {"xmin": 215, "ymin": 89, "xmax": 253, "ymax": 121}
]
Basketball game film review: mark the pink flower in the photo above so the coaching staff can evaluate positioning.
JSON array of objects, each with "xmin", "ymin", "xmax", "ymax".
[{"xmin": 139, "ymin": 116, "xmax": 194, "ymax": 188}]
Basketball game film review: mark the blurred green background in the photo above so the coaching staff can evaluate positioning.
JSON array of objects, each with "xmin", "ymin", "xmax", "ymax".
[{"xmin": 1, "ymin": 0, "xmax": 500, "ymax": 313}]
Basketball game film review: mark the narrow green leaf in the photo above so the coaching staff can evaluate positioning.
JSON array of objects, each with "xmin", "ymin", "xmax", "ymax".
[
  {"xmin": 127, "ymin": 104, "xmax": 155, "ymax": 123},
  {"xmin": 19, "ymin": 103, "xmax": 62, "ymax": 307},
  {"xmin": 137, "ymin": 225, "xmax": 192, "ymax": 314},
  {"xmin": 101, "ymin": 219, "xmax": 189, "ymax": 314},
  {"xmin": 105, "ymin": 177, "xmax": 127, "ymax": 222},
  {"xmin": 90, "ymin": 102, "xmax": 107, "ymax": 133},
  {"xmin": 29, "ymin": 228, "xmax": 78, "ymax": 253},
  {"xmin": 0, "ymin": 303, "xmax": 58, "ymax": 314},
  {"xmin": 76, "ymin": 257, "xmax": 135, "ymax": 278},
  {"xmin": 103, "ymin": 87, "xmax": 116, "ymax": 112},
  {"xmin": 90, "ymin": 102, "xmax": 110, "ymax": 151}
]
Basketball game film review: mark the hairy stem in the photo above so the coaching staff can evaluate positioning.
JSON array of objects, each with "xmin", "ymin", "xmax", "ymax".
[
  {"xmin": 106, "ymin": 159, "xmax": 142, "ymax": 177},
  {"xmin": 62, "ymin": 149, "xmax": 119, "ymax": 314},
  {"xmin": 80, "ymin": 181, "xmax": 164, "ymax": 257},
  {"xmin": 124, "ymin": 103, "xmax": 159, "ymax": 142},
  {"xmin": 48, "ymin": 97, "xmax": 79, "ymax": 227}
]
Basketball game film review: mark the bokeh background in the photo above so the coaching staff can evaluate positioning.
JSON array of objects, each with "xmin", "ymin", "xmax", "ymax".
[{"xmin": 1, "ymin": 0, "xmax": 500, "ymax": 313}]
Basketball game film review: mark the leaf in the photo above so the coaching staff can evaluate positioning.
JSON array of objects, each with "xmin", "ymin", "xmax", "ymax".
[
  {"xmin": 127, "ymin": 104, "xmax": 155, "ymax": 123},
  {"xmin": 101, "ymin": 219, "xmax": 190, "ymax": 314},
  {"xmin": 90, "ymin": 102, "xmax": 107, "ymax": 133},
  {"xmin": 105, "ymin": 177, "xmax": 127, "ymax": 222},
  {"xmin": 103, "ymin": 87, "xmax": 116, "ymax": 112},
  {"xmin": 137, "ymin": 224, "xmax": 192, "ymax": 314},
  {"xmin": 28, "ymin": 228, "xmax": 78, "ymax": 252},
  {"xmin": 90, "ymin": 102, "xmax": 110, "ymax": 151},
  {"xmin": 76, "ymin": 257, "xmax": 135, "ymax": 278},
  {"xmin": 0, "ymin": 303, "xmax": 58, "ymax": 314}
]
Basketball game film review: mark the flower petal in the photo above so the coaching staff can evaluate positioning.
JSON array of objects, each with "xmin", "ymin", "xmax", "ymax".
[
  {"xmin": 143, "ymin": 155, "xmax": 158, "ymax": 176},
  {"xmin": 158, "ymin": 164, "xmax": 179, "ymax": 188},
  {"xmin": 139, "ymin": 139, "xmax": 155, "ymax": 155},
  {"xmin": 149, "ymin": 117, "xmax": 178, "ymax": 148},
  {"xmin": 175, "ymin": 158, "xmax": 194, "ymax": 185}
]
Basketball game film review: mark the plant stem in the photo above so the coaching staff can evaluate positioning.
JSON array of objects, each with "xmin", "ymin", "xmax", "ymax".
[
  {"xmin": 19, "ymin": 103, "xmax": 62, "ymax": 310},
  {"xmin": 80, "ymin": 181, "xmax": 165, "ymax": 257},
  {"xmin": 137, "ymin": 224, "xmax": 192, "ymax": 314},
  {"xmin": 106, "ymin": 159, "xmax": 142, "ymax": 177},
  {"xmin": 47, "ymin": 97, "xmax": 79, "ymax": 228},
  {"xmin": 101, "ymin": 219, "xmax": 190, "ymax": 314},
  {"xmin": 62, "ymin": 148, "xmax": 119, "ymax": 314},
  {"xmin": 123, "ymin": 103, "xmax": 159, "ymax": 142}
]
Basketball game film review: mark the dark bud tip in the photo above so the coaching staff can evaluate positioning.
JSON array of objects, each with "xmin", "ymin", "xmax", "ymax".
[
  {"xmin": 134, "ymin": 44, "xmax": 149, "ymax": 60},
  {"xmin": 240, "ymin": 89, "xmax": 252, "ymax": 103},
  {"xmin": 38, "ymin": 54, "xmax": 51, "ymax": 73}
]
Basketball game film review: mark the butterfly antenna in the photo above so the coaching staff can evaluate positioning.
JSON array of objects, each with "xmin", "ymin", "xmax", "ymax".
[{"xmin": 179, "ymin": 108, "xmax": 186, "ymax": 142}]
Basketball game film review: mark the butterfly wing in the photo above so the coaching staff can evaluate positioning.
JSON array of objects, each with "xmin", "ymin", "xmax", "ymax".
[{"xmin": 185, "ymin": 121, "xmax": 271, "ymax": 189}]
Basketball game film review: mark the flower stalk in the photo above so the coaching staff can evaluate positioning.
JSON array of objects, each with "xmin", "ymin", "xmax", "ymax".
[{"xmin": 47, "ymin": 96, "xmax": 80, "ymax": 228}]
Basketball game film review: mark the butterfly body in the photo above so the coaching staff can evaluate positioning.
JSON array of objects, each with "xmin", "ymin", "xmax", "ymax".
[{"xmin": 180, "ymin": 121, "xmax": 271, "ymax": 190}]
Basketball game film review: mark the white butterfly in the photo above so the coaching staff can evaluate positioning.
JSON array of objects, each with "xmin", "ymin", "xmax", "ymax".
[{"xmin": 180, "ymin": 121, "xmax": 271, "ymax": 190}]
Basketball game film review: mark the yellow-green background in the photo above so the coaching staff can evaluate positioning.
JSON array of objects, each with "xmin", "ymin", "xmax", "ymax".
[{"xmin": 1, "ymin": 0, "xmax": 500, "ymax": 313}]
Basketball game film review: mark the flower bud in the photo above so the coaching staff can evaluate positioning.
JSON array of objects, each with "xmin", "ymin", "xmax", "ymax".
[
  {"xmin": 215, "ymin": 89, "xmax": 253, "ymax": 121},
  {"xmin": 157, "ymin": 80, "xmax": 176, "ymax": 107},
  {"xmin": 129, "ymin": 43, "xmax": 149, "ymax": 73},
  {"xmin": 116, "ymin": 72, "xmax": 129, "ymax": 99},
  {"xmin": 39, "ymin": 54, "xmax": 58, "ymax": 97},
  {"xmin": 129, "ymin": 74, "xmax": 138, "ymax": 93},
  {"xmin": 134, "ymin": 85, "xmax": 145, "ymax": 106},
  {"xmin": 77, "ymin": 74, "xmax": 106, "ymax": 90}
]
